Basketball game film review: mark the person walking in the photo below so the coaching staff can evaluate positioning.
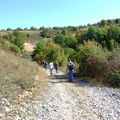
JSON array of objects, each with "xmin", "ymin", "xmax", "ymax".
[
  {"xmin": 67, "ymin": 59, "xmax": 75, "ymax": 82},
  {"xmin": 44, "ymin": 61, "xmax": 48, "ymax": 71},
  {"xmin": 49, "ymin": 61, "xmax": 54, "ymax": 76},
  {"xmin": 54, "ymin": 61, "xmax": 59, "ymax": 74}
]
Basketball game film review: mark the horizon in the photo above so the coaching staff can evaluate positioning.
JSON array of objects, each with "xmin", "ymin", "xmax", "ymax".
[
  {"xmin": 0, "ymin": 0, "xmax": 120, "ymax": 29},
  {"xmin": 1, "ymin": 17, "xmax": 120, "ymax": 30}
]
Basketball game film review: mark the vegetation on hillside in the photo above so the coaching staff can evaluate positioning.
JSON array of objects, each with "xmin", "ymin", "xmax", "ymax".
[
  {"xmin": 0, "ymin": 18, "xmax": 120, "ymax": 87},
  {"xmin": 0, "ymin": 51, "xmax": 47, "ymax": 101},
  {"xmin": 0, "ymin": 31, "xmax": 28, "ymax": 54},
  {"xmin": 32, "ymin": 18, "xmax": 120, "ymax": 87}
]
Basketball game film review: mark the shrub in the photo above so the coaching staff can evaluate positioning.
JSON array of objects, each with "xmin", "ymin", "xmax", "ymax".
[
  {"xmin": 104, "ymin": 60, "xmax": 120, "ymax": 87},
  {"xmin": 53, "ymin": 34, "xmax": 77, "ymax": 49},
  {"xmin": 0, "ymin": 51, "xmax": 40, "ymax": 100},
  {"xmin": 77, "ymin": 40, "xmax": 111, "ymax": 65},
  {"xmin": 10, "ymin": 44, "xmax": 20, "ymax": 54},
  {"xmin": 33, "ymin": 41, "xmax": 67, "ymax": 66},
  {"xmin": 64, "ymin": 47, "xmax": 77, "ymax": 61},
  {"xmin": 104, "ymin": 49, "xmax": 120, "ymax": 87},
  {"xmin": 10, "ymin": 31, "xmax": 27, "ymax": 50},
  {"xmin": 80, "ymin": 57, "xmax": 107, "ymax": 78},
  {"xmin": 77, "ymin": 41, "xmax": 120, "ymax": 87},
  {"xmin": 77, "ymin": 41, "xmax": 120, "ymax": 86}
]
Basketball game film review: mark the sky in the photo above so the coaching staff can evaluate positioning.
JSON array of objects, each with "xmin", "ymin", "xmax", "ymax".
[{"xmin": 0, "ymin": 0, "xmax": 120, "ymax": 29}]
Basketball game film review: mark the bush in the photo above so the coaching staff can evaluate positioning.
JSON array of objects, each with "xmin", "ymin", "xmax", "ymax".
[
  {"xmin": 54, "ymin": 34, "xmax": 77, "ymax": 49},
  {"xmin": 77, "ymin": 41, "xmax": 120, "ymax": 87},
  {"xmin": 10, "ymin": 31, "xmax": 27, "ymax": 50},
  {"xmin": 77, "ymin": 40, "xmax": 111, "ymax": 65},
  {"xmin": 104, "ymin": 49, "xmax": 120, "ymax": 87},
  {"xmin": 33, "ymin": 41, "xmax": 67, "ymax": 66},
  {"xmin": 104, "ymin": 60, "xmax": 120, "ymax": 87},
  {"xmin": 64, "ymin": 47, "xmax": 77, "ymax": 61},
  {"xmin": 45, "ymin": 43, "xmax": 67, "ymax": 65},
  {"xmin": 10, "ymin": 44, "xmax": 20, "ymax": 54},
  {"xmin": 77, "ymin": 41, "xmax": 120, "ymax": 86},
  {"xmin": 0, "ymin": 51, "xmax": 39, "ymax": 99},
  {"xmin": 80, "ymin": 57, "xmax": 107, "ymax": 78}
]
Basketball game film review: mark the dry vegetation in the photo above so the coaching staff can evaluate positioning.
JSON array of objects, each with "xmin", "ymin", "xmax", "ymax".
[{"xmin": 0, "ymin": 50, "xmax": 48, "ymax": 101}]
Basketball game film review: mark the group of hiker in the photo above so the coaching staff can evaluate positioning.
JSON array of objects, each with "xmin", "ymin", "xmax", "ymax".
[
  {"xmin": 40, "ymin": 60, "xmax": 59, "ymax": 75},
  {"xmin": 40, "ymin": 59, "xmax": 75, "ymax": 82}
]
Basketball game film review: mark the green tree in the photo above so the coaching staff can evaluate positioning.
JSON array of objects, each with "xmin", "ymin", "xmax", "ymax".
[
  {"xmin": 33, "ymin": 41, "xmax": 67, "ymax": 65},
  {"xmin": 16, "ymin": 27, "xmax": 22, "ymax": 31},
  {"xmin": 30, "ymin": 26, "xmax": 37, "ymax": 31},
  {"xmin": 107, "ymin": 19, "xmax": 112, "ymax": 25},
  {"xmin": 54, "ymin": 34, "xmax": 67, "ymax": 47},
  {"xmin": 107, "ymin": 26, "xmax": 120, "ymax": 40},
  {"xmin": 7, "ymin": 28, "xmax": 12, "ymax": 31},
  {"xmin": 114, "ymin": 18, "xmax": 120, "ymax": 24},
  {"xmin": 100, "ymin": 20, "xmax": 106, "ymax": 27},
  {"xmin": 54, "ymin": 34, "xmax": 77, "ymax": 49}
]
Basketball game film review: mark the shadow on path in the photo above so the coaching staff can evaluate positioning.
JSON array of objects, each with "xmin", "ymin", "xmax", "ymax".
[{"xmin": 48, "ymin": 72, "xmax": 94, "ymax": 88}]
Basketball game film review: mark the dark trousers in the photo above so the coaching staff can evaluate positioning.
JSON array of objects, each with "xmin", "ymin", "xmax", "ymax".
[{"xmin": 69, "ymin": 70, "xmax": 74, "ymax": 82}]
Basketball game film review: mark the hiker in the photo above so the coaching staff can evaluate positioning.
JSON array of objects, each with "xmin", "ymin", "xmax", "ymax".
[
  {"xmin": 54, "ymin": 61, "xmax": 59, "ymax": 73},
  {"xmin": 67, "ymin": 59, "xmax": 75, "ymax": 82},
  {"xmin": 44, "ymin": 61, "xmax": 48, "ymax": 70},
  {"xmin": 49, "ymin": 61, "xmax": 54, "ymax": 76},
  {"xmin": 41, "ymin": 60, "xmax": 45, "ymax": 67}
]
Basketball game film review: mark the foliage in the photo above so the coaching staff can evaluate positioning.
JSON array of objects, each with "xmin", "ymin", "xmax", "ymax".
[
  {"xmin": 77, "ymin": 41, "xmax": 120, "ymax": 87},
  {"xmin": 100, "ymin": 19, "xmax": 106, "ymax": 27},
  {"xmin": 40, "ymin": 28, "xmax": 51, "ymax": 38},
  {"xmin": 107, "ymin": 26, "xmax": 120, "ymax": 43},
  {"xmin": 61, "ymin": 29, "xmax": 68, "ymax": 35},
  {"xmin": 53, "ymin": 34, "xmax": 77, "ymax": 49},
  {"xmin": 103, "ymin": 59, "xmax": 120, "ymax": 87},
  {"xmin": 77, "ymin": 40, "xmax": 111, "ymax": 64},
  {"xmin": 77, "ymin": 26, "xmax": 120, "ymax": 50},
  {"xmin": 10, "ymin": 44, "xmax": 20, "ymax": 54},
  {"xmin": 33, "ymin": 41, "xmax": 67, "ymax": 66},
  {"xmin": 10, "ymin": 31, "xmax": 27, "ymax": 50},
  {"xmin": 64, "ymin": 47, "xmax": 77, "ymax": 61},
  {"xmin": 0, "ymin": 34, "xmax": 21, "ymax": 54}
]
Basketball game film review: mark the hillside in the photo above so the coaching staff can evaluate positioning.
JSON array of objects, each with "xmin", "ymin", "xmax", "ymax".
[
  {"xmin": 0, "ymin": 49, "xmax": 48, "ymax": 102},
  {"xmin": 0, "ymin": 18, "xmax": 120, "ymax": 119}
]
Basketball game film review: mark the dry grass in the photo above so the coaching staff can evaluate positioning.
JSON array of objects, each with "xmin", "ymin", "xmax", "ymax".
[{"xmin": 0, "ymin": 50, "xmax": 47, "ymax": 101}]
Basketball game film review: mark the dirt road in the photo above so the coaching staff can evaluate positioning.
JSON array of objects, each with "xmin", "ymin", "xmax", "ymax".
[{"xmin": 33, "ymin": 70, "xmax": 120, "ymax": 120}]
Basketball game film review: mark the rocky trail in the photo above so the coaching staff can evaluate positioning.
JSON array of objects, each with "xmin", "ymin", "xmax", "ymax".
[
  {"xmin": 0, "ymin": 43, "xmax": 120, "ymax": 120},
  {"xmin": 32, "ymin": 69, "xmax": 120, "ymax": 120},
  {"xmin": 1, "ymin": 67, "xmax": 120, "ymax": 120}
]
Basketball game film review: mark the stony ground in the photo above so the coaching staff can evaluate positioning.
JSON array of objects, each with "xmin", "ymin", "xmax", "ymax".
[{"xmin": 0, "ymin": 69, "xmax": 120, "ymax": 120}]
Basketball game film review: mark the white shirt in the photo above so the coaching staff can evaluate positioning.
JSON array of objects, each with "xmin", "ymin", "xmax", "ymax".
[{"xmin": 49, "ymin": 62, "xmax": 54, "ymax": 69}]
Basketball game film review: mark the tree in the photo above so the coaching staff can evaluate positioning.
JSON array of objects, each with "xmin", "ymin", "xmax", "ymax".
[
  {"xmin": 33, "ymin": 41, "xmax": 67, "ymax": 65},
  {"xmin": 54, "ymin": 34, "xmax": 77, "ymax": 49},
  {"xmin": 53, "ymin": 34, "xmax": 67, "ymax": 47},
  {"xmin": 7, "ymin": 28, "xmax": 12, "ymax": 31},
  {"xmin": 30, "ymin": 26, "xmax": 37, "ymax": 31},
  {"xmin": 16, "ymin": 27, "xmax": 22, "ymax": 31},
  {"xmin": 115, "ymin": 18, "xmax": 120, "ymax": 25},
  {"xmin": 107, "ymin": 26, "xmax": 120, "ymax": 40},
  {"xmin": 107, "ymin": 19, "xmax": 112, "ymax": 25},
  {"xmin": 100, "ymin": 20, "xmax": 106, "ymax": 27}
]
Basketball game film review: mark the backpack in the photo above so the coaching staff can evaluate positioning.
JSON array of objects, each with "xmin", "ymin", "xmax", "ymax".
[{"xmin": 69, "ymin": 63, "xmax": 75, "ymax": 70}]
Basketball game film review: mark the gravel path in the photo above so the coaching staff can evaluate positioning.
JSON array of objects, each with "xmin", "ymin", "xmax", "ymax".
[{"xmin": 0, "ymin": 69, "xmax": 120, "ymax": 120}]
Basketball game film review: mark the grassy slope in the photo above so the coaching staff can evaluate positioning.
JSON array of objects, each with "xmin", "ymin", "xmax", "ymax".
[{"xmin": 0, "ymin": 50, "xmax": 47, "ymax": 101}]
